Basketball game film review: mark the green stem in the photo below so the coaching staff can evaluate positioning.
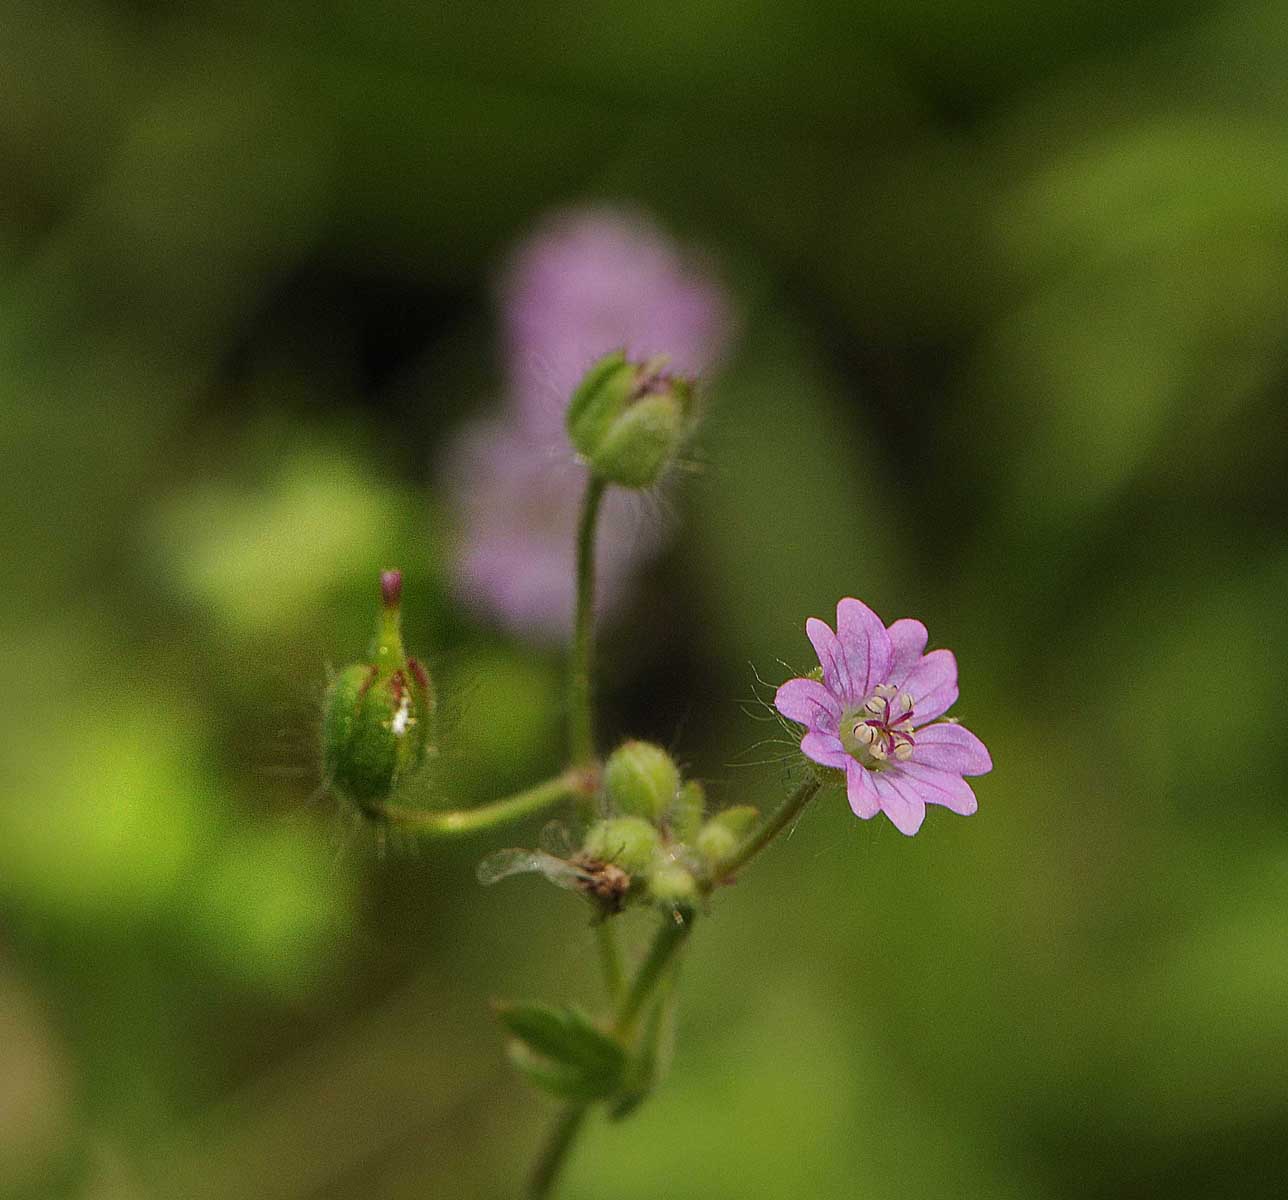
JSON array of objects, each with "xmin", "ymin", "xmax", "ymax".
[
  {"xmin": 567, "ymin": 473, "xmax": 619, "ymax": 1003},
  {"xmin": 615, "ymin": 913, "xmax": 695, "ymax": 1038},
  {"xmin": 527, "ymin": 1103, "xmax": 588, "ymax": 1200},
  {"xmin": 569, "ymin": 475, "xmax": 607, "ymax": 777},
  {"xmin": 595, "ymin": 922, "xmax": 625, "ymax": 1007},
  {"xmin": 374, "ymin": 770, "xmax": 593, "ymax": 836},
  {"xmin": 527, "ymin": 913, "xmax": 695, "ymax": 1196},
  {"xmin": 707, "ymin": 777, "xmax": 822, "ymax": 888},
  {"xmin": 525, "ymin": 780, "xmax": 818, "ymax": 1193}
]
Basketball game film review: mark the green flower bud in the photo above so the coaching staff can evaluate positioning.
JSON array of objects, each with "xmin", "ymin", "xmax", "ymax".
[
  {"xmin": 648, "ymin": 859, "xmax": 697, "ymax": 907},
  {"xmin": 581, "ymin": 816, "xmax": 660, "ymax": 876},
  {"xmin": 566, "ymin": 351, "xmax": 636, "ymax": 458},
  {"xmin": 322, "ymin": 570, "xmax": 434, "ymax": 814},
  {"xmin": 667, "ymin": 779, "xmax": 706, "ymax": 842},
  {"xmin": 695, "ymin": 805, "xmax": 760, "ymax": 867},
  {"xmin": 565, "ymin": 352, "xmax": 693, "ymax": 489},
  {"xmin": 604, "ymin": 740, "xmax": 680, "ymax": 822},
  {"xmin": 694, "ymin": 820, "xmax": 736, "ymax": 865},
  {"xmin": 590, "ymin": 393, "xmax": 684, "ymax": 489}
]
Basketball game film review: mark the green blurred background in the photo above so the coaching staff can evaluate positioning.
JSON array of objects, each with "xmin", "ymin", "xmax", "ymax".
[{"xmin": 3, "ymin": 2, "xmax": 1287, "ymax": 1197}]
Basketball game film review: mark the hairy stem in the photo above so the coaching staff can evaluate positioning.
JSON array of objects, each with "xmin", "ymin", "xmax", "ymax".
[
  {"xmin": 374, "ymin": 769, "xmax": 594, "ymax": 836},
  {"xmin": 569, "ymin": 475, "xmax": 607, "ymax": 778},
  {"xmin": 707, "ymin": 777, "xmax": 822, "ymax": 887}
]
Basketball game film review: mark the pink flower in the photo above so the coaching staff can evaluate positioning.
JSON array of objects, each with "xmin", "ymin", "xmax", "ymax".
[{"xmin": 774, "ymin": 599, "xmax": 992, "ymax": 836}]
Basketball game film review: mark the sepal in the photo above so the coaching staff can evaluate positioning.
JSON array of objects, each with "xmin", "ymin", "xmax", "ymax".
[{"xmin": 565, "ymin": 352, "xmax": 694, "ymax": 489}]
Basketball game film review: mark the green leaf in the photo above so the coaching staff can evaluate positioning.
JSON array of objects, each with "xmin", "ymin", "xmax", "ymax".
[{"xmin": 496, "ymin": 1003, "xmax": 627, "ymax": 1101}]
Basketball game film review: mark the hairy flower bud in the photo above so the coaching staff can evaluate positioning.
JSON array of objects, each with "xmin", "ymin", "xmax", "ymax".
[
  {"xmin": 603, "ymin": 740, "xmax": 680, "ymax": 823},
  {"xmin": 581, "ymin": 816, "xmax": 660, "ymax": 876},
  {"xmin": 565, "ymin": 351, "xmax": 693, "ymax": 489},
  {"xmin": 648, "ymin": 859, "xmax": 697, "ymax": 907},
  {"xmin": 695, "ymin": 805, "xmax": 759, "ymax": 866},
  {"xmin": 322, "ymin": 570, "xmax": 435, "ymax": 813},
  {"xmin": 667, "ymin": 779, "xmax": 706, "ymax": 842}
]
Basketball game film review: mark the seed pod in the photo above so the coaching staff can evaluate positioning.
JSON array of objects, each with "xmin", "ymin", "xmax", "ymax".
[{"xmin": 322, "ymin": 570, "xmax": 434, "ymax": 813}]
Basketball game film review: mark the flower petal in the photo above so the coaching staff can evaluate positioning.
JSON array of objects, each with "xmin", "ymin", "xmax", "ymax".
[
  {"xmin": 903, "ymin": 648, "xmax": 959, "ymax": 722},
  {"xmin": 774, "ymin": 677, "xmax": 840, "ymax": 733},
  {"xmin": 911, "ymin": 723, "xmax": 992, "ymax": 775},
  {"xmin": 845, "ymin": 760, "xmax": 880, "ymax": 818},
  {"xmin": 806, "ymin": 617, "xmax": 854, "ymax": 702},
  {"xmin": 872, "ymin": 771, "xmax": 926, "ymax": 836},
  {"xmin": 886, "ymin": 618, "xmax": 928, "ymax": 689},
  {"xmin": 801, "ymin": 731, "xmax": 849, "ymax": 769},
  {"xmin": 835, "ymin": 598, "xmax": 894, "ymax": 700},
  {"xmin": 894, "ymin": 761, "xmax": 978, "ymax": 815}
]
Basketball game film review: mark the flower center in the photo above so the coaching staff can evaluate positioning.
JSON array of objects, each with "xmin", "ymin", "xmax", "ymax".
[{"xmin": 839, "ymin": 684, "xmax": 915, "ymax": 770}]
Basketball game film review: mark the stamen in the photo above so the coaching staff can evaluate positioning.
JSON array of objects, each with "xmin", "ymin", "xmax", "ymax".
[{"xmin": 843, "ymin": 689, "xmax": 918, "ymax": 769}]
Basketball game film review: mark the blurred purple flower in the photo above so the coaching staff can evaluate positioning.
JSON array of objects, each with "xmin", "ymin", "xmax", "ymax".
[
  {"xmin": 775, "ymin": 599, "xmax": 992, "ymax": 836},
  {"xmin": 444, "ymin": 421, "xmax": 662, "ymax": 642},
  {"xmin": 444, "ymin": 206, "xmax": 733, "ymax": 641},
  {"xmin": 500, "ymin": 206, "xmax": 733, "ymax": 437}
]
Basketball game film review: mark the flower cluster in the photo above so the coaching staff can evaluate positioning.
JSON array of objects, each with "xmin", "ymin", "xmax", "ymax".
[
  {"xmin": 444, "ymin": 207, "xmax": 733, "ymax": 641},
  {"xmin": 775, "ymin": 598, "xmax": 992, "ymax": 835}
]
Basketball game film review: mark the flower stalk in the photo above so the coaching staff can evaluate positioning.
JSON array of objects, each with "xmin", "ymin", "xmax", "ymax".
[
  {"xmin": 706, "ymin": 777, "xmax": 822, "ymax": 888},
  {"xmin": 374, "ymin": 770, "xmax": 595, "ymax": 837},
  {"xmin": 569, "ymin": 474, "xmax": 606, "ymax": 777},
  {"xmin": 528, "ymin": 911, "xmax": 696, "ymax": 1198}
]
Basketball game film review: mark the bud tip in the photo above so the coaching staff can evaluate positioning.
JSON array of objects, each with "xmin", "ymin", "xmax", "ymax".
[{"xmin": 380, "ymin": 569, "xmax": 403, "ymax": 608}]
